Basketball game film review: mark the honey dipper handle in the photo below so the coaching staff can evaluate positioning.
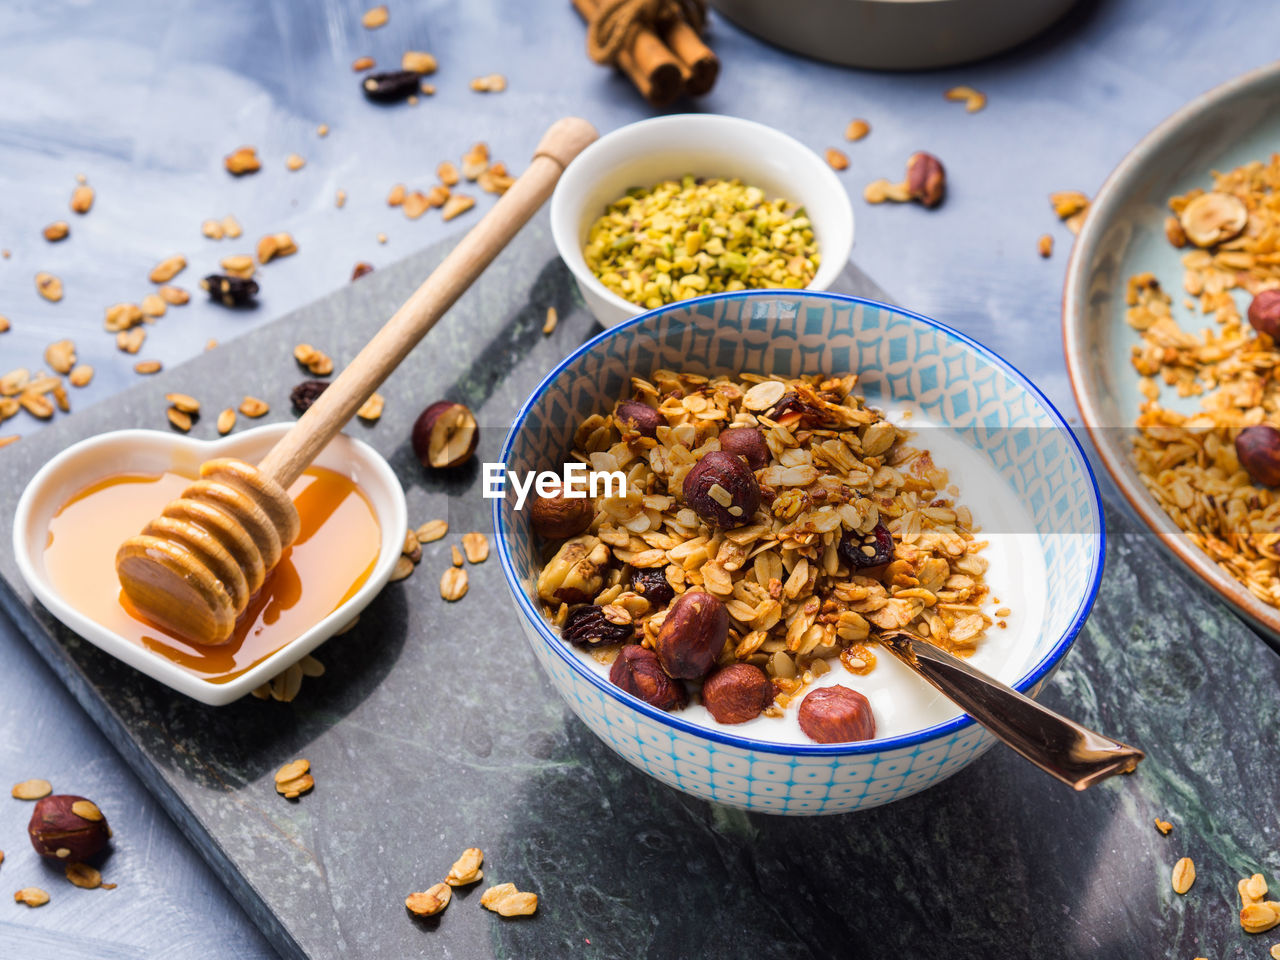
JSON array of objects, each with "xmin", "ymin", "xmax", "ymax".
[{"xmin": 256, "ymin": 116, "xmax": 599, "ymax": 489}]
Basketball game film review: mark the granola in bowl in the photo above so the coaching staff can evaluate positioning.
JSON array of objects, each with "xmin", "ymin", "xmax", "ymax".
[{"xmin": 533, "ymin": 369, "xmax": 1019, "ymax": 744}]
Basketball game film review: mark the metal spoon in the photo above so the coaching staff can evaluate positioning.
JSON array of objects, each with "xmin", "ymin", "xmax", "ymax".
[{"xmin": 878, "ymin": 631, "xmax": 1143, "ymax": 789}]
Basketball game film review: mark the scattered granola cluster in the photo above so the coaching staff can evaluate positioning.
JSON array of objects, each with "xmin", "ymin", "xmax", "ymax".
[
  {"xmin": 7, "ymin": 778, "xmax": 118, "ymax": 907},
  {"xmin": 1124, "ymin": 155, "xmax": 1280, "ymax": 607},
  {"xmin": 405, "ymin": 846, "xmax": 538, "ymax": 921},
  {"xmin": 534, "ymin": 370, "xmax": 995, "ymax": 738}
]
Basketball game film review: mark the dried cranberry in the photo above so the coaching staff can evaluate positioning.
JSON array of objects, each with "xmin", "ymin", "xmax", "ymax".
[
  {"xmin": 561, "ymin": 605, "xmax": 633, "ymax": 647},
  {"xmin": 291, "ymin": 380, "xmax": 330, "ymax": 414},
  {"xmin": 838, "ymin": 521, "xmax": 895, "ymax": 569},
  {"xmin": 609, "ymin": 645, "xmax": 687, "ymax": 711},
  {"xmin": 631, "ymin": 567, "xmax": 674, "ymax": 607},
  {"xmin": 766, "ymin": 392, "xmax": 825, "ymax": 429},
  {"xmin": 200, "ymin": 274, "xmax": 258, "ymax": 307}
]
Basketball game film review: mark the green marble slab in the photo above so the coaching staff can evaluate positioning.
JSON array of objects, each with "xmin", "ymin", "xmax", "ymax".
[{"xmin": 0, "ymin": 214, "xmax": 1277, "ymax": 959}]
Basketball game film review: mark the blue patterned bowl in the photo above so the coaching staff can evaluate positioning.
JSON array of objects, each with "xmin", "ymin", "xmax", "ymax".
[{"xmin": 494, "ymin": 291, "xmax": 1104, "ymax": 814}]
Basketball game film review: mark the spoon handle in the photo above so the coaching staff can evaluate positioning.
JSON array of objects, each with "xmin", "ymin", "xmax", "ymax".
[
  {"xmin": 878, "ymin": 632, "xmax": 1143, "ymax": 790},
  {"xmin": 256, "ymin": 116, "xmax": 599, "ymax": 489}
]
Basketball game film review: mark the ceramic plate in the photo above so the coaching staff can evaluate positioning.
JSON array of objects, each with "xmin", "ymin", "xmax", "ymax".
[{"xmin": 1064, "ymin": 61, "xmax": 1280, "ymax": 640}]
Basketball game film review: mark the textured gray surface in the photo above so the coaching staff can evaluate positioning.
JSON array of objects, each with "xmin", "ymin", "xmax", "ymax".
[{"xmin": 2, "ymin": 216, "xmax": 1280, "ymax": 960}]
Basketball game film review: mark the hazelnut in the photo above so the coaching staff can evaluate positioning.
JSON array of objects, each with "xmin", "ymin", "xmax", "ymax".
[
  {"xmin": 609, "ymin": 644, "xmax": 687, "ymax": 711},
  {"xmin": 529, "ymin": 481, "xmax": 594, "ymax": 540},
  {"xmin": 905, "ymin": 152, "xmax": 946, "ymax": 208},
  {"xmin": 28, "ymin": 795, "xmax": 110, "ymax": 861},
  {"xmin": 615, "ymin": 400, "xmax": 662, "ymax": 438},
  {"xmin": 797, "ymin": 686, "xmax": 876, "ymax": 744},
  {"xmin": 701, "ymin": 663, "xmax": 774, "ymax": 724},
  {"xmin": 655, "ymin": 590, "xmax": 728, "ymax": 679},
  {"xmin": 412, "ymin": 401, "xmax": 478, "ymax": 469},
  {"xmin": 630, "ymin": 567, "xmax": 674, "ymax": 607},
  {"xmin": 1236, "ymin": 424, "xmax": 1280, "ymax": 487},
  {"xmin": 837, "ymin": 520, "xmax": 895, "ymax": 571},
  {"xmin": 561, "ymin": 604, "xmax": 633, "ymax": 647},
  {"xmin": 1248, "ymin": 289, "xmax": 1280, "ymax": 340},
  {"xmin": 718, "ymin": 426, "xmax": 769, "ymax": 471},
  {"xmin": 682, "ymin": 450, "xmax": 761, "ymax": 528}
]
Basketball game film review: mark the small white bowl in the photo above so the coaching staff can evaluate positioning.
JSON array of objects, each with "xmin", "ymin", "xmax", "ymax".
[
  {"xmin": 12, "ymin": 424, "xmax": 407, "ymax": 706},
  {"xmin": 550, "ymin": 114, "xmax": 855, "ymax": 328}
]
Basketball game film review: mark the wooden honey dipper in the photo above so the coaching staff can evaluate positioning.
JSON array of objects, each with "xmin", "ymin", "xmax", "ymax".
[{"xmin": 115, "ymin": 116, "xmax": 599, "ymax": 646}]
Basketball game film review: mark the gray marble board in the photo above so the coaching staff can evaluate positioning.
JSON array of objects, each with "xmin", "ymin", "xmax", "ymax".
[{"xmin": 0, "ymin": 214, "xmax": 1277, "ymax": 960}]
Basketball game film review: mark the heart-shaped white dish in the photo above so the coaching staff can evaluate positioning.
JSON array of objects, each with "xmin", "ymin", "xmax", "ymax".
[{"xmin": 11, "ymin": 424, "xmax": 407, "ymax": 706}]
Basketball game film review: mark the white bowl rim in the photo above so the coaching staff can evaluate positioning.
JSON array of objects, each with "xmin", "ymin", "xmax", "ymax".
[
  {"xmin": 1062, "ymin": 59, "xmax": 1280, "ymax": 638},
  {"xmin": 11, "ymin": 423, "xmax": 407, "ymax": 706},
  {"xmin": 549, "ymin": 113, "xmax": 856, "ymax": 322},
  {"xmin": 495, "ymin": 289, "xmax": 1106, "ymax": 757}
]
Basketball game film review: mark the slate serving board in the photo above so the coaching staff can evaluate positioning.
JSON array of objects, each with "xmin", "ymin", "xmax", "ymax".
[{"xmin": 1, "ymin": 215, "xmax": 1278, "ymax": 960}]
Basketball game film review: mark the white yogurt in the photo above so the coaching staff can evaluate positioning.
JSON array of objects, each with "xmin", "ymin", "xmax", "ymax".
[{"xmin": 569, "ymin": 406, "xmax": 1049, "ymax": 745}]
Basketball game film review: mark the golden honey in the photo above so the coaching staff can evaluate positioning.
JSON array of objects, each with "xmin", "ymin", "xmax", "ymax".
[{"xmin": 44, "ymin": 467, "xmax": 380, "ymax": 682}]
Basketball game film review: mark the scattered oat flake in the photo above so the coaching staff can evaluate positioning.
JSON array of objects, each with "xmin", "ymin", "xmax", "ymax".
[
  {"xmin": 1050, "ymin": 190, "xmax": 1089, "ymax": 220},
  {"xmin": 387, "ymin": 183, "xmax": 406, "ymax": 207},
  {"xmin": 357, "ymin": 392, "xmax": 384, "ymax": 421},
  {"xmin": 361, "ymin": 4, "xmax": 388, "ymax": 28},
  {"xmin": 1245, "ymin": 874, "xmax": 1270, "ymax": 902},
  {"xmin": 352, "ymin": 56, "xmax": 375, "ymax": 71},
  {"xmin": 420, "ymin": 82, "xmax": 435, "ymax": 96},
  {"xmin": 336, "ymin": 189, "xmax": 347, "ymax": 208},
  {"xmin": 445, "ymin": 848, "xmax": 484, "ymax": 886},
  {"xmin": 221, "ymin": 254, "xmax": 255, "ymax": 278},
  {"xmin": 141, "ymin": 293, "xmax": 167, "ymax": 317},
  {"xmin": 462, "ymin": 532, "xmax": 489, "ymax": 564},
  {"xmin": 205, "ymin": 339, "xmax": 218, "ymax": 351},
  {"xmin": 0, "ymin": 436, "xmax": 18, "ymax": 450},
  {"xmin": 469, "ymin": 73, "xmax": 506, "ymax": 92},
  {"xmin": 377, "ymin": 232, "xmax": 388, "ymax": 244},
  {"xmin": 299, "ymin": 654, "xmax": 325, "ymax": 677},
  {"xmin": 1270, "ymin": 945, "xmax": 1280, "ymax": 960},
  {"xmin": 1171, "ymin": 857, "xmax": 1196, "ymax": 895},
  {"xmin": 417, "ymin": 520, "xmax": 448, "ymax": 543},
  {"xmin": 222, "ymin": 215, "xmax": 242, "ymax": 238},
  {"xmin": 944, "ymin": 85, "xmax": 986, "ymax": 113},
  {"xmin": 212, "ymin": 408, "xmax": 234, "ymax": 435},
  {"xmin": 44, "ymin": 340, "xmax": 75, "ymax": 374},
  {"xmin": 543, "ymin": 306, "xmax": 558, "ymax": 335},
  {"xmin": 402, "ymin": 51, "xmax": 437, "ymax": 74},
  {"xmin": 240, "ymin": 396, "xmax": 269, "ymax": 418},
  {"xmin": 1037, "ymin": 234, "xmax": 1053, "ymax": 258},
  {"xmin": 1153, "ymin": 818, "xmax": 1172, "ymax": 835},
  {"xmin": 11, "ymin": 779, "xmax": 52, "ymax": 800},
  {"xmin": 390, "ymin": 555, "xmax": 414, "ymax": 582},
  {"xmin": 317, "ymin": 123, "xmax": 329, "ymax": 137},
  {"xmin": 480, "ymin": 883, "xmax": 537, "ymax": 917},
  {"xmin": 135, "ymin": 360, "xmax": 163, "ymax": 375},
  {"xmin": 69, "ymin": 365, "xmax": 93, "ymax": 388},
  {"xmin": 0, "ymin": 317, "xmax": 8, "ymax": 333},
  {"xmin": 406, "ymin": 883, "xmax": 451, "ymax": 916},
  {"xmin": 35, "ymin": 272, "xmax": 63, "ymax": 302},
  {"xmin": 70, "ymin": 185, "xmax": 94, "ymax": 214},
  {"xmin": 1242, "ymin": 902, "xmax": 1280, "ymax": 934},
  {"xmin": 202, "ymin": 219, "xmax": 224, "ymax": 240},
  {"xmin": 43, "ymin": 221, "xmax": 69, "ymax": 242},
  {"xmin": 225, "ymin": 146, "xmax": 261, "ymax": 176},
  {"xmin": 14, "ymin": 887, "xmax": 49, "ymax": 907},
  {"xmin": 167, "ymin": 407, "xmax": 192, "ymax": 431},
  {"xmin": 159, "ymin": 285, "xmax": 190, "ymax": 305},
  {"xmin": 440, "ymin": 565, "xmax": 468, "ymax": 601},
  {"xmin": 437, "ymin": 161, "xmax": 460, "ymax": 186},
  {"xmin": 441, "ymin": 195, "xmax": 475, "ymax": 221},
  {"xmin": 286, "ymin": 153, "xmax": 305, "ymax": 172},
  {"xmin": 65, "ymin": 862, "xmax": 102, "ymax": 889},
  {"xmin": 117, "ymin": 328, "xmax": 145, "ymax": 353},
  {"xmin": 825, "ymin": 148, "xmax": 849, "ymax": 171},
  {"xmin": 277, "ymin": 773, "xmax": 314, "ymax": 799},
  {"xmin": 844, "ymin": 119, "xmax": 870, "ymax": 142},
  {"xmin": 258, "ymin": 232, "xmax": 298, "ymax": 264},
  {"xmin": 149, "ymin": 255, "xmax": 187, "ymax": 283},
  {"xmin": 275, "ymin": 758, "xmax": 310, "ymax": 785}
]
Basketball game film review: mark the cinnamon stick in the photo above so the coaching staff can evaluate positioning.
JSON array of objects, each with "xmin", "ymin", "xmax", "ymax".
[
  {"xmin": 662, "ymin": 18, "xmax": 718, "ymax": 96},
  {"xmin": 571, "ymin": 0, "xmax": 684, "ymax": 106}
]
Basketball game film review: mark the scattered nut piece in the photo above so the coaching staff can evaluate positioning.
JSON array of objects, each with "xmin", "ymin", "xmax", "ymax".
[
  {"xmin": 166, "ymin": 393, "xmax": 199, "ymax": 414},
  {"xmin": 166, "ymin": 407, "xmax": 191, "ymax": 431},
  {"xmin": 293, "ymin": 343, "xmax": 333, "ymax": 376},
  {"xmin": 417, "ymin": 520, "xmax": 448, "ymax": 543},
  {"xmin": 402, "ymin": 191, "xmax": 430, "ymax": 219},
  {"xmin": 159, "ymin": 285, "xmax": 190, "ymax": 305},
  {"xmin": 224, "ymin": 146, "xmax": 261, "ymax": 176},
  {"xmin": 44, "ymin": 340, "xmax": 75, "ymax": 374},
  {"xmin": 480, "ymin": 883, "xmax": 537, "ymax": 917},
  {"xmin": 69, "ymin": 365, "xmax": 93, "ymax": 388},
  {"xmin": 65, "ymin": 862, "xmax": 101, "ymax": 889},
  {"xmin": 104, "ymin": 302, "xmax": 144, "ymax": 332},
  {"xmin": 1163, "ymin": 215, "xmax": 1187, "ymax": 247},
  {"xmin": 135, "ymin": 360, "xmax": 162, "ymax": 375},
  {"xmin": 825, "ymin": 148, "xmax": 849, "ymax": 171},
  {"xmin": 1171, "ymin": 856, "xmax": 1196, "ymax": 895},
  {"xmin": 863, "ymin": 178, "xmax": 910, "ymax": 204},
  {"xmin": 220, "ymin": 254, "xmax": 255, "ymax": 279},
  {"xmin": 117, "ymin": 327, "xmax": 146, "ymax": 353},
  {"xmin": 70, "ymin": 185, "xmax": 94, "ymax": 214},
  {"xmin": 1153, "ymin": 818, "xmax": 1172, "ymax": 835},
  {"xmin": 402, "ymin": 51, "xmax": 437, "ymax": 74},
  {"xmin": 202, "ymin": 219, "xmax": 224, "ymax": 240},
  {"xmin": 352, "ymin": 261, "xmax": 374, "ymax": 281},
  {"xmin": 478, "ymin": 164, "xmax": 514, "ymax": 194},
  {"xmin": 845, "ymin": 119, "xmax": 870, "ymax": 141},
  {"xmin": 461, "ymin": 532, "xmax": 489, "ymax": 564},
  {"xmin": 14, "ymin": 887, "xmax": 49, "ymax": 907},
  {"xmin": 20, "ymin": 393, "xmax": 54, "ymax": 419},
  {"xmin": 944, "ymin": 84, "xmax": 986, "ymax": 113},
  {"xmin": 440, "ymin": 566, "xmax": 469, "ymax": 601},
  {"xmin": 461, "ymin": 143, "xmax": 489, "ymax": 180},
  {"xmin": 352, "ymin": 55, "xmax": 375, "ymax": 71},
  {"xmin": 11, "ymin": 779, "xmax": 52, "ymax": 800},
  {"xmin": 149, "ymin": 255, "xmax": 187, "ymax": 283},
  {"xmin": 357, "ymin": 392, "xmax": 384, "ymax": 421},
  {"xmin": 240, "ymin": 396, "xmax": 269, "ymax": 418},
  {"xmin": 258, "ymin": 232, "xmax": 299, "ymax": 264},
  {"xmin": 390, "ymin": 555, "xmax": 415, "ymax": 582},
  {"xmin": 1180, "ymin": 191, "xmax": 1248, "ymax": 248},
  {"xmin": 402, "ymin": 528, "xmax": 422, "ymax": 563},
  {"xmin": 437, "ymin": 161, "xmax": 460, "ymax": 186},
  {"xmin": 285, "ymin": 153, "xmax": 305, "ymax": 172},
  {"xmin": 43, "ymin": 221, "xmax": 69, "ymax": 242},
  {"xmin": 377, "ymin": 232, "xmax": 388, "ymax": 244},
  {"xmin": 543, "ymin": 306, "xmax": 558, "ymax": 335},
  {"xmin": 905, "ymin": 152, "xmax": 946, "ymax": 207},
  {"xmin": 441, "ymin": 194, "xmax": 475, "ymax": 221},
  {"xmin": 1038, "ymin": 234, "xmax": 1053, "ymax": 258},
  {"xmin": 217, "ymin": 408, "xmax": 236, "ymax": 435},
  {"xmin": 469, "ymin": 73, "xmax": 507, "ymax": 92},
  {"xmin": 35, "ymin": 272, "xmax": 63, "ymax": 302},
  {"xmin": 426, "ymin": 184, "xmax": 450, "ymax": 207},
  {"xmin": 222, "ymin": 215, "xmax": 242, "ymax": 238},
  {"xmin": 1050, "ymin": 190, "xmax": 1089, "ymax": 220},
  {"xmin": 445, "ymin": 848, "xmax": 484, "ymax": 886},
  {"xmin": 361, "ymin": 4, "xmax": 388, "ymax": 28},
  {"xmin": 406, "ymin": 883, "xmax": 451, "ymax": 917},
  {"xmin": 420, "ymin": 82, "xmax": 435, "ymax": 95}
]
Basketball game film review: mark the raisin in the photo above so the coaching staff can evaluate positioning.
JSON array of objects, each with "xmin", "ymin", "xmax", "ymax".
[
  {"xmin": 766, "ymin": 392, "xmax": 828, "ymax": 429},
  {"xmin": 631, "ymin": 567, "xmax": 674, "ymax": 607},
  {"xmin": 837, "ymin": 521, "xmax": 895, "ymax": 570},
  {"xmin": 561, "ymin": 605, "xmax": 633, "ymax": 647},
  {"xmin": 291, "ymin": 380, "xmax": 330, "ymax": 414},
  {"xmin": 351, "ymin": 262, "xmax": 375, "ymax": 281},
  {"xmin": 362, "ymin": 70, "xmax": 420, "ymax": 102},
  {"xmin": 200, "ymin": 274, "xmax": 258, "ymax": 307}
]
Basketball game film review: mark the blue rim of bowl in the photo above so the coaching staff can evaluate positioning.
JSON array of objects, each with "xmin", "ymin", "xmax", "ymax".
[{"xmin": 494, "ymin": 290, "xmax": 1106, "ymax": 757}]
